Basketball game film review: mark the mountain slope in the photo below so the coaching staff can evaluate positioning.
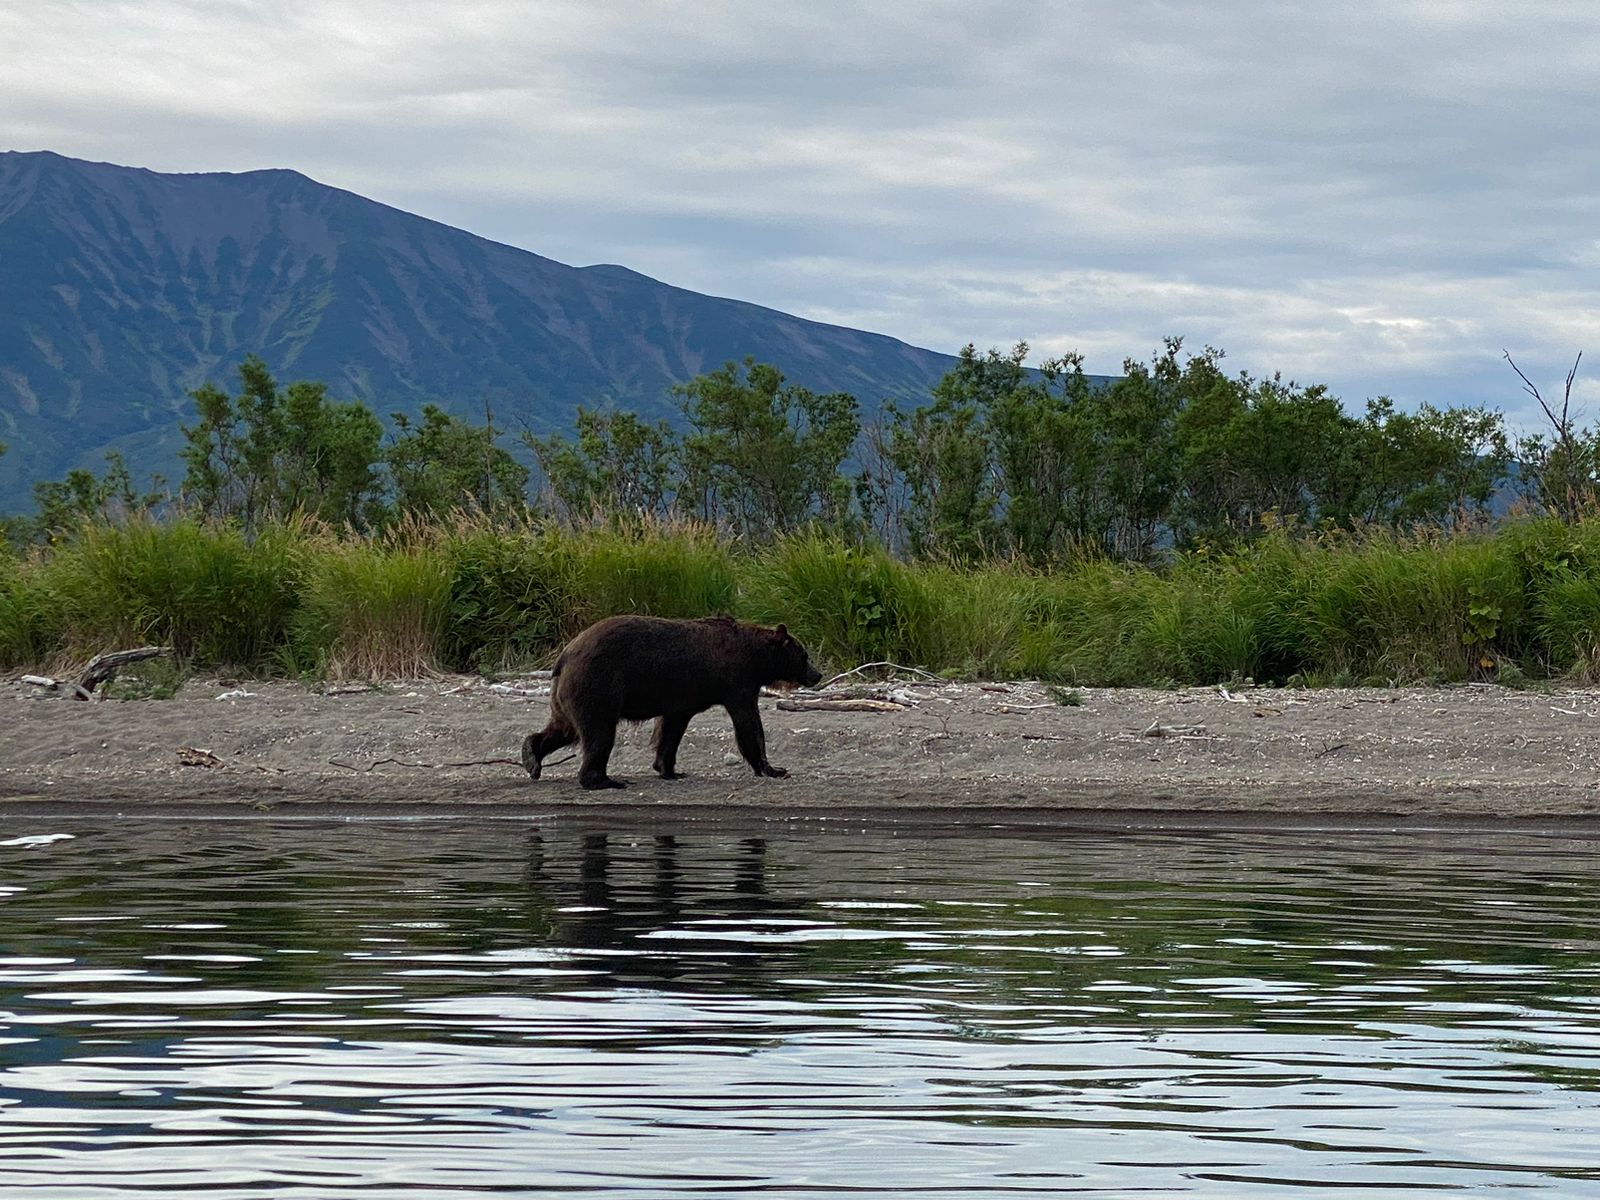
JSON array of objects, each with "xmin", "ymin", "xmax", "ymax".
[{"xmin": 0, "ymin": 151, "xmax": 962, "ymax": 509}]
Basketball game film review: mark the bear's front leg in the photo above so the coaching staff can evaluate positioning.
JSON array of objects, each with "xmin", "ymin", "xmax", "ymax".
[{"xmin": 728, "ymin": 701, "xmax": 787, "ymax": 778}]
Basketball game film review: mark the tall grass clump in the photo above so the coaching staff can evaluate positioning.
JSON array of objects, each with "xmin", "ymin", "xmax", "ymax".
[
  {"xmin": 1500, "ymin": 515, "xmax": 1600, "ymax": 678},
  {"xmin": 1148, "ymin": 534, "xmax": 1317, "ymax": 683},
  {"xmin": 37, "ymin": 517, "xmax": 306, "ymax": 669},
  {"xmin": 1298, "ymin": 527, "xmax": 1525, "ymax": 683},
  {"xmin": 562, "ymin": 523, "xmax": 737, "ymax": 633},
  {"xmin": 290, "ymin": 532, "xmax": 451, "ymax": 679},
  {"xmin": 0, "ymin": 548, "xmax": 62, "ymax": 669},
  {"xmin": 440, "ymin": 518, "xmax": 574, "ymax": 673},
  {"xmin": 910, "ymin": 562, "xmax": 1035, "ymax": 679},
  {"xmin": 1532, "ymin": 570, "xmax": 1600, "ymax": 679},
  {"xmin": 743, "ymin": 534, "xmax": 947, "ymax": 670},
  {"xmin": 1019, "ymin": 560, "xmax": 1166, "ymax": 684}
]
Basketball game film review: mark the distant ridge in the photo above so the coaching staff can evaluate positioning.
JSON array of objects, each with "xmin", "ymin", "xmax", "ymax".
[{"xmin": 0, "ymin": 150, "xmax": 967, "ymax": 508}]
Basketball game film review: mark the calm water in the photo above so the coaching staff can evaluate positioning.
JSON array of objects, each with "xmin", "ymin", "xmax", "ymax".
[{"xmin": 1, "ymin": 817, "xmax": 1599, "ymax": 1198}]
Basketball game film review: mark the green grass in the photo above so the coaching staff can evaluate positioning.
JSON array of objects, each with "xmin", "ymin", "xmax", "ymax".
[
  {"xmin": 0, "ymin": 547, "xmax": 61, "ymax": 669},
  {"xmin": 4, "ymin": 512, "xmax": 1600, "ymax": 686},
  {"xmin": 565, "ymin": 523, "xmax": 738, "ymax": 631},
  {"xmin": 28, "ymin": 517, "xmax": 305, "ymax": 670},
  {"xmin": 290, "ymin": 532, "xmax": 451, "ymax": 679},
  {"xmin": 743, "ymin": 534, "xmax": 943, "ymax": 667}
]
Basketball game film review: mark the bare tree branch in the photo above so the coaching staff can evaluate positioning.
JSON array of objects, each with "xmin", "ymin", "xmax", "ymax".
[{"xmin": 1505, "ymin": 350, "xmax": 1571, "ymax": 442}]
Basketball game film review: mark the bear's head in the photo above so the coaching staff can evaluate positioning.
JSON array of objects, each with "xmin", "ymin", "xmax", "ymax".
[{"xmin": 766, "ymin": 623, "xmax": 823, "ymax": 689}]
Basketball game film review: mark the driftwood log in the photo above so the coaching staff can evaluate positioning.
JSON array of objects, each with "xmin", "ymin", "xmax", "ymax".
[
  {"xmin": 74, "ymin": 646, "xmax": 173, "ymax": 700},
  {"xmin": 776, "ymin": 697, "xmax": 907, "ymax": 713}
]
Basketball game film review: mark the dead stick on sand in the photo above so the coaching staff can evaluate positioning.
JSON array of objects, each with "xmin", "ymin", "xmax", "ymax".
[
  {"xmin": 328, "ymin": 755, "xmax": 527, "ymax": 772},
  {"xmin": 771, "ymin": 684, "xmax": 910, "ymax": 702},
  {"xmin": 1139, "ymin": 720, "xmax": 1216, "ymax": 739},
  {"xmin": 817, "ymin": 662, "xmax": 945, "ymax": 689},
  {"xmin": 776, "ymin": 698, "xmax": 907, "ymax": 713}
]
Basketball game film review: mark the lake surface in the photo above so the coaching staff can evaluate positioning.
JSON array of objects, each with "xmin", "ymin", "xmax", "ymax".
[{"xmin": 1, "ymin": 816, "xmax": 1598, "ymax": 1197}]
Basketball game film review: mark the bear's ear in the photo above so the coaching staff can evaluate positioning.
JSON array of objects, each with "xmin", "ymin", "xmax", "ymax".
[{"xmin": 776, "ymin": 623, "xmax": 788, "ymax": 638}]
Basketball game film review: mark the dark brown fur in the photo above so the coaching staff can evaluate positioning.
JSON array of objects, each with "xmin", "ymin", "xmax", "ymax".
[{"xmin": 521, "ymin": 615, "xmax": 823, "ymax": 790}]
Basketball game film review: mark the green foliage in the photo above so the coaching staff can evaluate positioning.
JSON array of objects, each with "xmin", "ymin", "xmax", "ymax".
[
  {"xmin": 182, "ymin": 356, "xmax": 384, "ymax": 530},
  {"xmin": 1534, "ymin": 571, "xmax": 1600, "ymax": 678},
  {"xmin": 38, "ymin": 517, "xmax": 305, "ymax": 668},
  {"xmin": 875, "ymin": 338, "xmax": 1516, "ymax": 564},
  {"xmin": 290, "ymin": 533, "xmax": 451, "ymax": 679},
  {"xmin": 386, "ymin": 403, "xmax": 530, "ymax": 521},
  {"xmin": 678, "ymin": 359, "xmax": 859, "ymax": 540},
  {"xmin": 1297, "ymin": 527, "xmax": 1527, "ymax": 683},
  {"xmin": 0, "ymin": 548, "xmax": 61, "ymax": 668},
  {"xmin": 1357, "ymin": 399, "xmax": 1510, "ymax": 527},
  {"xmin": 30, "ymin": 452, "xmax": 160, "ymax": 541},
  {"xmin": 882, "ymin": 344, "xmax": 1006, "ymax": 559},
  {"xmin": 7, "ymin": 511, "xmax": 1600, "ymax": 686},
  {"xmin": 1, "ymin": 341, "xmax": 1592, "ymax": 688},
  {"xmin": 745, "ymin": 534, "xmax": 940, "ymax": 667},
  {"xmin": 441, "ymin": 521, "xmax": 572, "ymax": 674},
  {"xmin": 526, "ymin": 407, "xmax": 678, "ymax": 526},
  {"xmin": 564, "ymin": 524, "xmax": 738, "ymax": 632}
]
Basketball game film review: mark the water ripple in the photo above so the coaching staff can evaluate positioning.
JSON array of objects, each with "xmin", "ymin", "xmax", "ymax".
[{"xmin": 1, "ymin": 821, "xmax": 1598, "ymax": 1196}]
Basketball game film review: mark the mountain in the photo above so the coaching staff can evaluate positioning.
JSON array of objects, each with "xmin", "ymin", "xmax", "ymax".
[{"xmin": 0, "ymin": 150, "xmax": 966, "ymax": 511}]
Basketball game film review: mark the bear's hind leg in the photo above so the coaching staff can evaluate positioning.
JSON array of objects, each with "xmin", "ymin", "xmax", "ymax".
[{"xmin": 521, "ymin": 718, "xmax": 577, "ymax": 780}]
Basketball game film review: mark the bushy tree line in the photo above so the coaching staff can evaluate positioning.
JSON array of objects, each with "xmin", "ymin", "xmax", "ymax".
[
  {"xmin": 4, "ymin": 341, "xmax": 1591, "ymax": 562},
  {"xmin": 869, "ymin": 339, "xmax": 1514, "ymax": 561},
  {"xmin": 4, "ymin": 357, "xmax": 531, "ymax": 543},
  {"xmin": 531, "ymin": 340, "xmax": 1528, "ymax": 562},
  {"xmin": 527, "ymin": 359, "xmax": 860, "ymax": 539}
]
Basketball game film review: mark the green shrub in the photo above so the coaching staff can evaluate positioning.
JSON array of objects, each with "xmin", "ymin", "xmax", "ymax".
[
  {"xmin": 38, "ymin": 518, "xmax": 304, "ymax": 669},
  {"xmin": 9, "ymin": 510, "xmax": 1600, "ymax": 687},
  {"xmin": 564, "ymin": 523, "xmax": 737, "ymax": 632},
  {"xmin": 1300, "ymin": 529, "xmax": 1523, "ymax": 683},
  {"xmin": 290, "ymin": 535, "xmax": 450, "ymax": 678},
  {"xmin": 1534, "ymin": 570, "xmax": 1600, "ymax": 679},
  {"xmin": 744, "ymin": 534, "xmax": 944, "ymax": 669},
  {"xmin": 442, "ymin": 522, "xmax": 572, "ymax": 673},
  {"xmin": 0, "ymin": 550, "xmax": 61, "ymax": 669}
]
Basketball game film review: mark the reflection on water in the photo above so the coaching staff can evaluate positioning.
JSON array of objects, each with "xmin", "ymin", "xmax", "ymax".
[{"xmin": 1, "ymin": 818, "xmax": 1599, "ymax": 1197}]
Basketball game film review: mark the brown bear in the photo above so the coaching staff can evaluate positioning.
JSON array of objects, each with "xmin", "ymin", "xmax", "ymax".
[{"xmin": 521, "ymin": 615, "xmax": 824, "ymax": 790}]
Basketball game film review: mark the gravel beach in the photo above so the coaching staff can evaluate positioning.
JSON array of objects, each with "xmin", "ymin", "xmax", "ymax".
[{"xmin": 6, "ymin": 672, "xmax": 1600, "ymax": 827}]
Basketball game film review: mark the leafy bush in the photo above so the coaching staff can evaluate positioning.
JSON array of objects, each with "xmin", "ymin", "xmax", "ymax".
[
  {"xmin": 442, "ymin": 521, "xmax": 572, "ymax": 673},
  {"xmin": 290, "ymin": 534, "xmax": 450, "ymax": 678},
  {"xmin": 744, "ymin": 534, "xmax": 942, "ymax": 668},
  {"xmin": 564, "ymin": 524, "xmax": 737, "ymax": 631},
  {"xmin": 0, "ymin": 549, "xmax": 61, "ymax": 669},
  {"xmin": 38, "ymin": 517, "xmax": 304, "ymax": 669}
]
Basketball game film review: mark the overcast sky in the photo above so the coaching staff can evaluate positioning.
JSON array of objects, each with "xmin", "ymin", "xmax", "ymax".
[{"xmin": 4, "ymin": 0, "xmax": 1597, "ymax": 427}]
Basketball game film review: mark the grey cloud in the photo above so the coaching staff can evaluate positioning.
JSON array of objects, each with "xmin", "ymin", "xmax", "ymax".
[{"xmin": 3, "ymin": 0, "xmax": 1597, "ymax": 432}]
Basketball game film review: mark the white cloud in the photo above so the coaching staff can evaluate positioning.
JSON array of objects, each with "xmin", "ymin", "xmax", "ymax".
[{"xmin": 3, "ymin": 0, "xmax": 1597, "ymax": 429}]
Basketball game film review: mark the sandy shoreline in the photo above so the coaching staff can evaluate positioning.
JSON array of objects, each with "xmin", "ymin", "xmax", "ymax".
[{"xmin": 6, "ymin": 670, "xmax": 1600, "ymax": 827}]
